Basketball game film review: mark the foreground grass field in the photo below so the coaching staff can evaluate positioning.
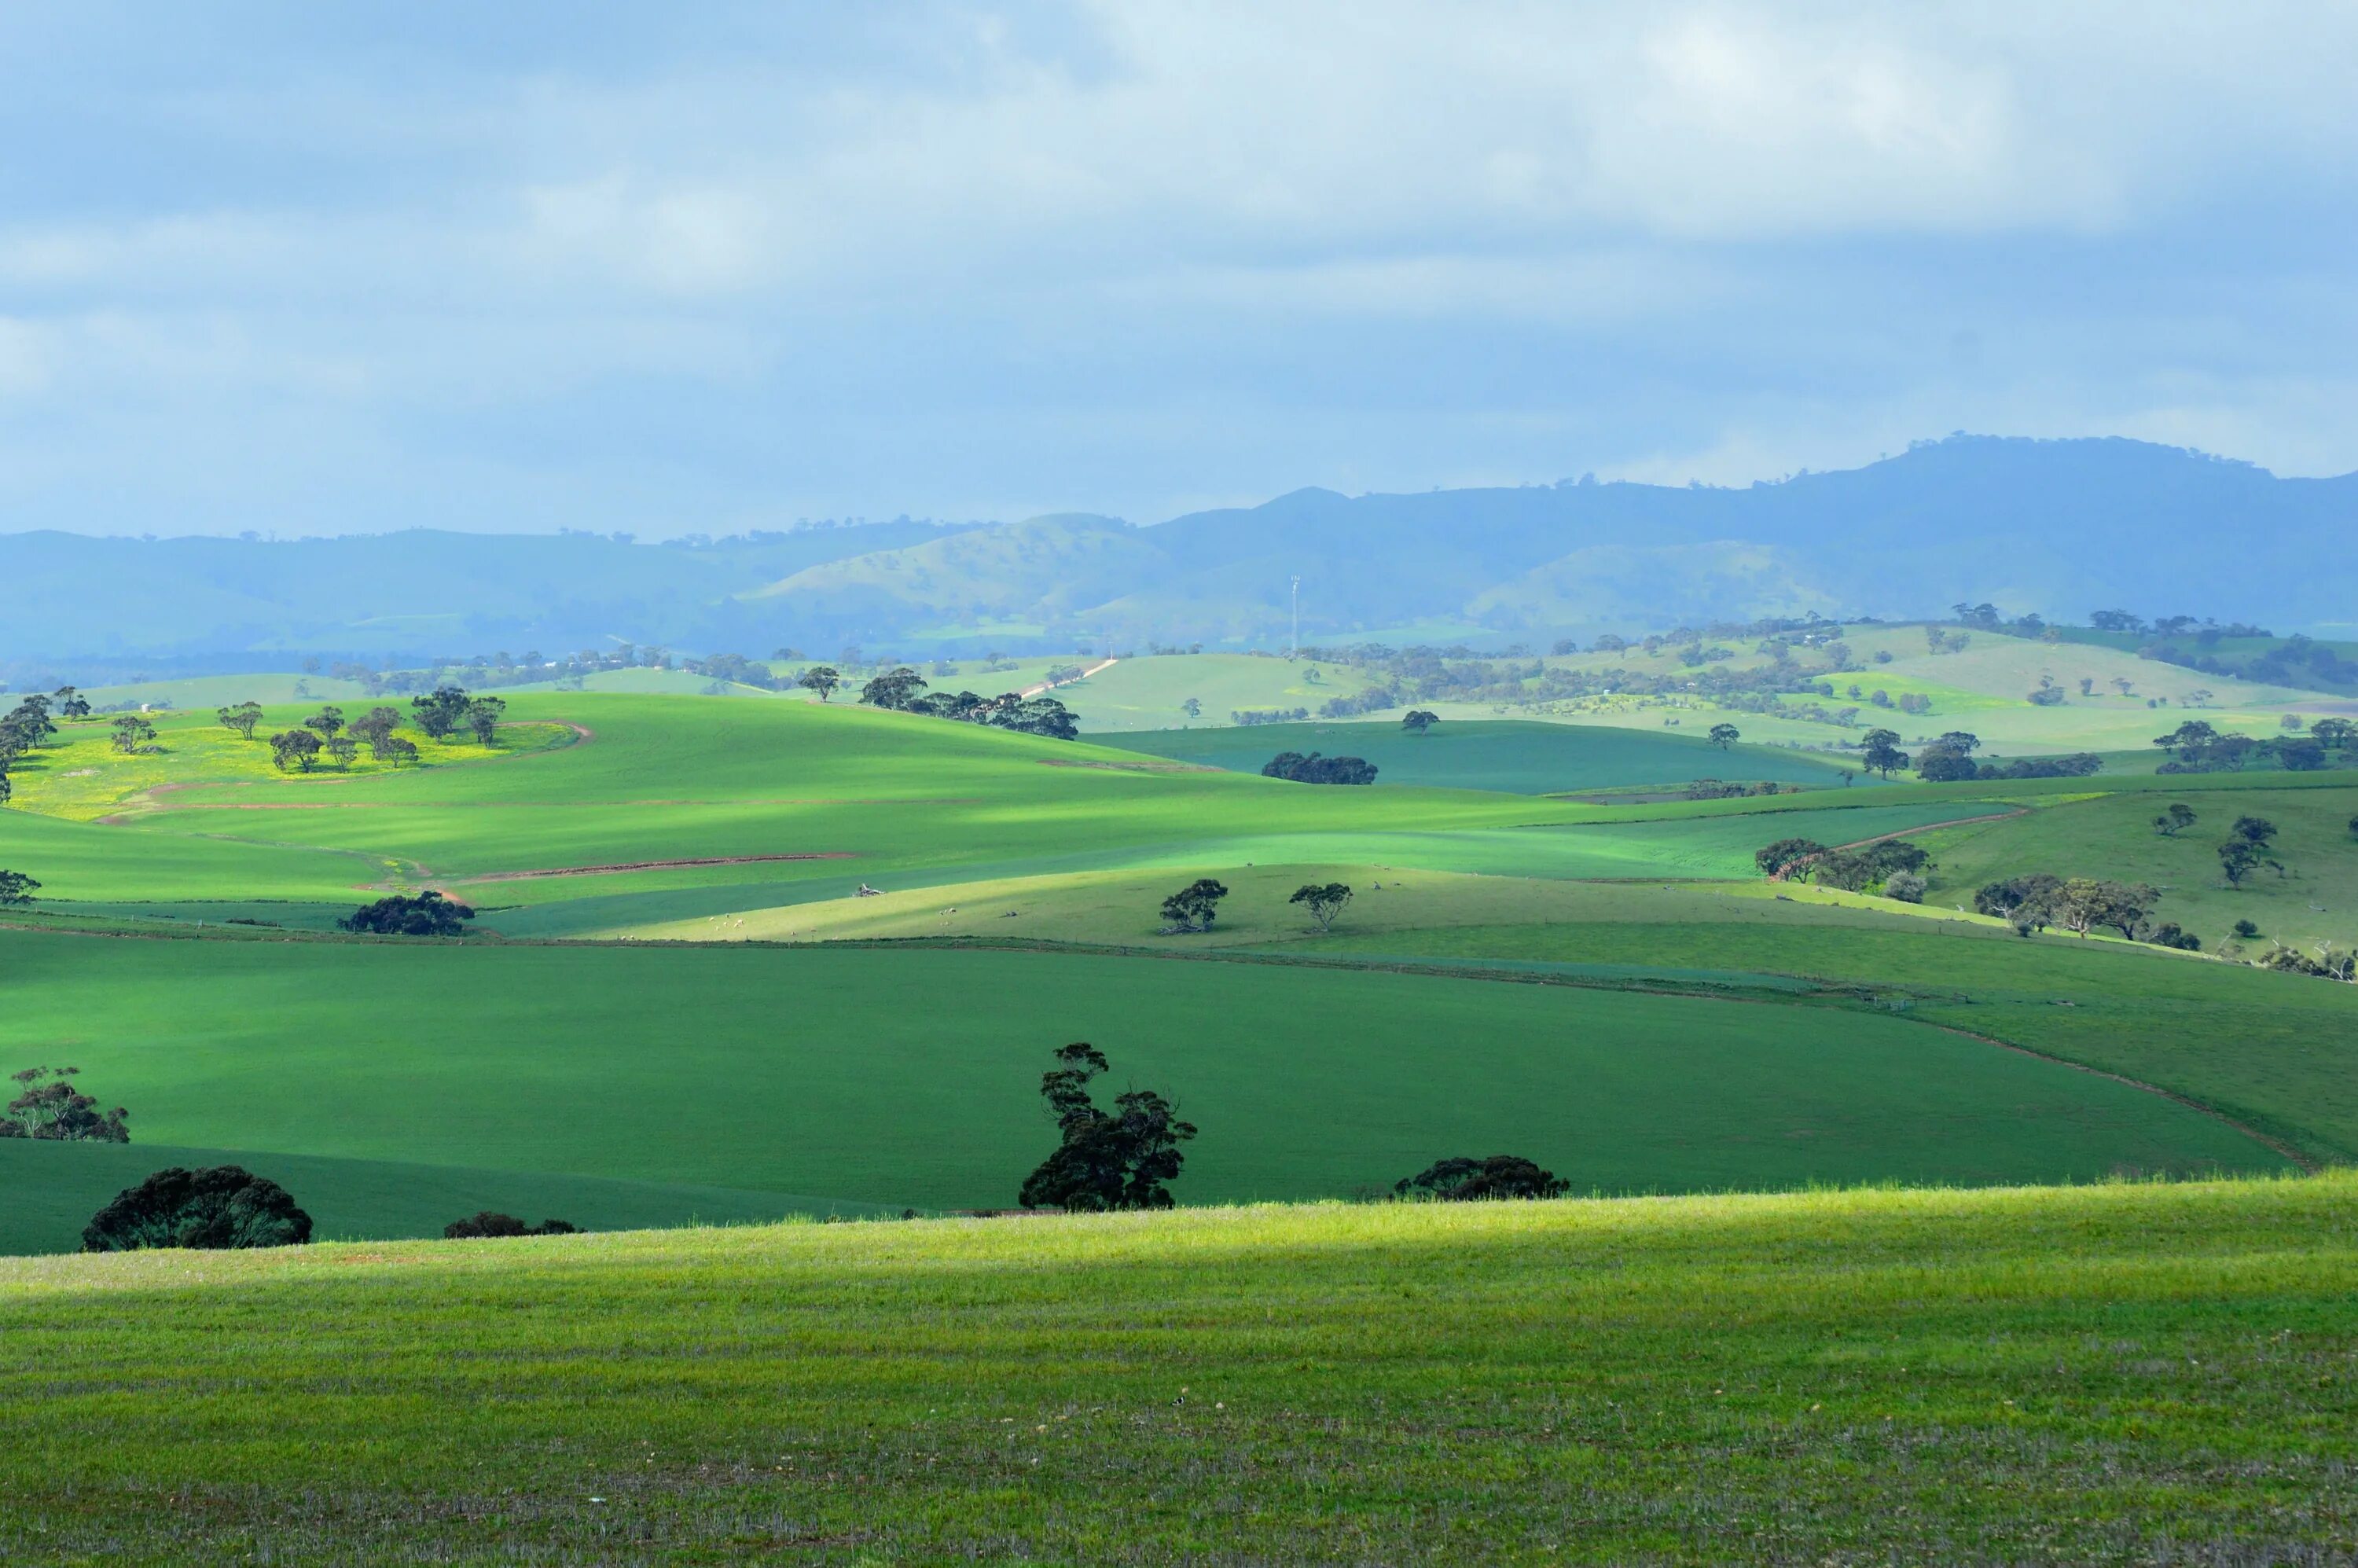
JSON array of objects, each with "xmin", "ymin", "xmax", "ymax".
[{"xmin": 2, "ymin": 1173, "xmax": 2352, "ymax": 1563}]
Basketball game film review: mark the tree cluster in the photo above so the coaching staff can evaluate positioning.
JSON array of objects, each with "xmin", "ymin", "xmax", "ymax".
[
  {"xmin": 1754, "ymin": 836, "xmax": 1930, "ymax": 899},
  {"xmin": 444, "ymin": 1211, "xmax": 580, "ymax": 1239},
  {"xmin": 1261, "ymin": 751, "xmax": 1378, "ymax": 784},
  {"xmin": 1, "ymin": 1066, "xmax": 129, "ymax": 1142},
  {"xmin": 1971, "ymin": 875, "xmax": 2168, "ymax": 943},
  {"xmin": 0, "ymin": 694, "xmax": 61, "ymax": 803},
  {"xmin": 1394, "ymin": 1155, "xmax": 1568, "ymax": 1201},
  {"xmin": 339, "ymin": 890, "xmax": 476, "ymax": 937},
  {"xmin": 412, "ymin": 686, "xmax": 505, "ymax": 745},
  {"xmin": 82, "ymin": 1165, "xmax": 311, "ymax": 1252},
  {"xmin": 1916, "ymin": 731, "xmax": 2102, "ymax": 782},
  {"xmin": 1018, "ymin": 1044, "xmax": 1196, "ymax": 1212},
  {"xmin": 855, "ymin": 667, "xmax": 1081, "ymax": 739},
  {"xmin": 2154, "ymin": 718, "xmax": 2349, "ymax": 774}
]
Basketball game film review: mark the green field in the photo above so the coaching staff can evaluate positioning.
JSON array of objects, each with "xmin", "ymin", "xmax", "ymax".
[{"xmin": 2, "ymin": 1174, "xmax": 2351, "ymax": 1562}]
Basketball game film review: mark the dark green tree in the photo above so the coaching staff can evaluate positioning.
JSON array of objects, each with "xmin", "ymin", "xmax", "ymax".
[
  {"xmin": 2218, "ymin": 838, "xmax": 2265, "ymax": 887},
  {"xmin": 410, "ymin": 685, "xmax": 472, "ymax": 740},
  {"xmin": 371, "ymin": 734, "xmax": 421, "ymax": 767},
  {"xmin": 82, "ymin": 1166, "xmax": 311, "ymax": 1252},
  {"xmin": 268, "ymin": 729, "xmax": 323, "ymax": 773},
  {"xmin": 1159, "ymin": 878, "xmax": 1229, "ymax": 932},
  {"xmin": 2152, "ymin": 802, "xmax": 2197, "ymax": 836},
  {"xmin": 1754, "ymin": 838, "xmax": 1826, "ymax": 879},
  {"xmin": 0, "ymin": 869, "xmax": 39, "ymax": 906},
  {"xmin": 1289, "ymin": 882, "xmax": 1353, "ymax": 931},
  {"xmin": 1017, "ymin": 1043, "xmax": 1197, "ymax": 1212},
  {"xmin": 2, "ymin": 1067, "xmax": 129, "ymax": 1142},
  {"xmin": 108, "ymin": 714, "xmax": 156, "ymax": 754},
  {"xmin": 217, "ymin": 701, "xmax": 265, "ymax": 740},
  {"xmin": 1394, "ymin": 1155, "xmax": 1568, "ymax": 1201},
  {"xmin": 339, "ymin": 890, "xmax": 476, "ymax": 936},
  {"xmin": 444, "ymin": 1212, "xmax": 579, "ymax": 1239},
  {"xmin": 324, "ymin": 735, "xmax": 358, "ymax": 769},
  {"xmin": 1974, "ymin": 873, "xmax": 2062, "ymax": 932},
  {"xmin": 303, "ymin": 705, "xmax": 346, "ymax": 741},
  {"xmin": 1707, "ymin": 722, "xmax": 1739, "ymax": 749},
  {"xmin": 348, "ymin": 706, "xmax": 402, "ymax": 747},
  {"xmin": 797, "ymin": 666, "xmax": 841, "ymax": 702},
  {"xmin": 859, "ymin": 668, "xmax": 928, "ymax": 709},
  {"xmin": 1858, "ymin": 727, "xmax": 1908, "ymax": 778},
  {"xmin": 464, "ymin": 695, "xmax": 506, "ymax": 744},
  {"xmin": 54, "ymin": 686, "xmax": 91, "ymax": 720},
  {"xmin": 1402, "ymin": 709, "xmax": 1440, "ymax": 733}
]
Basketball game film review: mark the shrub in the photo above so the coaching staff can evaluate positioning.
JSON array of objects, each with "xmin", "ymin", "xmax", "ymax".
[
  {"xmin": 1394, "ymin": 1155, "xmax": 1568, "ymax": 1201},
  {"xmin": 1882, "ymin": 870, "xmax": 1928, "ymax": 903},
  {"xmin": 82, "ymin": 1166, "xmax": 311, "ymax": 1252},
  {"xmin": 444, "ymin": 1212, "xmax": 579, "ymax": 1239}
]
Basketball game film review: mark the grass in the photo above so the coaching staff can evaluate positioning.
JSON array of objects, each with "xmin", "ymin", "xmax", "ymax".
[
  {"xmin": 0, "ymin": 929, "xmax": 2282, "ymax": 1220},
  {"xmin": 0, "ymin": 1173, "xmax": 2351, "ymax": 1562},
  {"xmin": 1111, "ymin": 717, "xmax": 1847, "ymax": 793},
  {"xmin": 0, "ymin": 1138, "xmax": 883, "ymax": 1255}
]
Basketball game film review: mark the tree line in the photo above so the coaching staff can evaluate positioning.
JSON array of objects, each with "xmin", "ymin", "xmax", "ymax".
[
  {"xmin": 835, "ymin": 666, "xmax": 1080, "ymax": 739},
  {"xmin": 217, "ymin": 685, "xmax": 504, "ymax": 773}
]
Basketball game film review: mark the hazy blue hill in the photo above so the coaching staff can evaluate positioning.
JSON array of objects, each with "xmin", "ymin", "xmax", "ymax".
[{"xmin": 2, "ymin": 437, "xmax": 2350, "ymax": 665}]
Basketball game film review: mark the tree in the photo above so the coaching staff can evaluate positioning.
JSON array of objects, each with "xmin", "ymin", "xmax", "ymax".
[
  {"xmin": 1974, "ymin": 873, "xmax": 2062, "ymax": 932},
  {"xmin": 797, "ymin": 666, "xmax": 841, "ymax": 702},
  {"xmin": 268, "ymin": 729, "xmax": 324, "ymax": 773},
  {"xmin": 1018, "ymin": 1043, "xmax": 1197, "ymax": 1211},
  {"xmin": 2312, "ymin": 717, "xmax": 2357, "ymax": 753},
  {"xmin": 1403, "ymin": 709, "xmax": 1441, "ymax": 734},
  {"xmin": 340, "ymin": 890, "xmax": 476, "ymax": 936},
  {"xmin": 2152, "ymin": 802, "xmax": 2197, "ymax": 837},
  {"xmin": 1181, "ymin": 696, "xmax": 1202, "ymax": 719},
  {"xmin": 348, "ymin": 706, "xmax": 402, "ymax": 746},
  {"xmin": 324, "ymin": 735, "xmax": 358, "ymax": 769},
  {"xmin": 372, "ymin": 735, "xmax": 421, "ymax": 767},
  {"xmin": 2052, "ymin": 879, "xmax": 2157, "ymax": 938},
  {"xmin": 1706, "ymin": 722, "xmax": 1739, "ymax": 750},
  {"xmin": 1858, "ymin": 727, "xmax": 1908, "ymax": 778},
  {"xmin": 2, "ymin": 1067, "xmax": 129, "ymax": 1142},
  {"xmin": 303, "ymin": 705, "xmax": 346, "ymax": 741},
  {"xmin": 860, "ymin": 667, "xmax": 928, "ymax": 709},
  {"xmin": 108, "ymin": 713, "xmax": 156, "ymax": 754},
  {"xmin": 82, "ymin": 1166, "xmax": 312, "ymax": 1252},
  {"xmin": 1915, "ymin": 731, "xmax": 1981, "ymax": 783},
  {"xmin": 1261, "ymin": 751, "xmax": 1379, "ymax": 784},
  {"xmin": 1882, "ymin": 869, "xmax": 1928, "ymax": 903},
  {"xmin": 2275, "ymin": 736, "xmax": 2327, "ymax": 771},
  {"xmin": 2232, "ymin": 815, "xmax": 2279, "ymax": 847},
  {"xmin": 0, "ymin": 869, "xmax": 40, "ymax": 906},
  {"xmin": 410, "ymin": 685, "xmax": 472, "ymax": 740},
  {"xmin": 464, "ymin": 695, "xmax": 505, "ymax": 744},
  {"xmin": 54, "ymin": 686, "xmax": 91, "ymax": 720},
  {"xmin": 1289, "ymin": 883, "xmax": 1353, "ymax": 931},
  {"xmin": 1159, "ymin": 878, "xmax": 1229, "ymax": 932},
  {"xmin": 218, "ymin": 701, "xmax": 265, "ymax": 740},
  {"xmin": 444, "ymin": 1212, "xmax": 579, "ymax": 1239},
  {"xmin": 2218, "ymin": 838, "xmax": 2265, "ymax": 887},
  {"xmin": 1394, "ymin": 1155, "xmax": 1568, "ymax": 1202},
  {"xmin": 1754, "ymin": 838, "xmax": 1826, "ymax": 879}
]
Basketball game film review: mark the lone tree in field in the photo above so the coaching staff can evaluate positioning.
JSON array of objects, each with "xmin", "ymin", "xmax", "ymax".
[
  {"xmin": 1018, "ymin": 1043, "xmax": 1197, "ymax": 1212},
  {"xmin": 1290, "ymin": 882, "xmax": 1353, "ymax": 931},
  {"xmin": 1159, "ymin": 877, "xmax": 1229, "ymax": 932},
  {"xmin": 0, "ymin": 869, "xmax": 40, "ymax": 906},
  {"xmin": 303, "ymin": 705, "xmax": 346, "ymax": 742},
  {"xmin": 340, "ymin": 890, "xmax": 476, "ymax": 936},
  {"xmin": 1402, "ymin": 709, "xmax": 1440, "ymax": 734},
  {"xmin": 54, "ymin": 686, "xmax": 91, "ymax": 720},
  {"xmin": 109, "ymin": 713, "xmax": 156, "ymax": 754},
  {"xmin": 82, "ymin": 1166, "xmax": 311, "ymax": 1252},
  {"xmin": 217, "ymin": 701, "xmax": 265, "ymax": 740},
  {"xmin": 268, "ymin": 729, "xmax": 324, "ymax": 773},
  {"xmin": 1858, "ymin": 727, "xmax": 1909, "ymax": 778},
  {"xmin": 2, "ymin": 1067, "xmax": 129, "ymax": 1142},
  {"xmin": 2218, "ymin": 838, "xmax": 2266, "ymax": 887},
  {"xmin": 444, "ymin": 1212, "xmax": 579, "ymax": 1239},
  {"xmin": 2153, "ymin": 802, "xmax": 2197, "ymax": 836},
  {"xmin": 1181, "ymin": 696, "xmax": 1202, "ymax": 719},
  {"xmin": 1754, "ymin": 838, "xmax": 1827, "ymax": 880},
  {"xmin": 1394, "ymin": 1155, "xmax": 1568, "ymax": 1201},
  {"xmin": 797, "ymin": 665, "xmax": 841, "ymax": 702},
  {"xmin": 1707, "ymin": 722, "xmax": 1739, "ymax": 750}
]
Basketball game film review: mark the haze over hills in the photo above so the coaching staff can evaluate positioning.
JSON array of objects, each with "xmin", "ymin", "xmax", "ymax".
[{"xmin": 2, "ymin": 435, "xmax": 2351, "ymax": 666}]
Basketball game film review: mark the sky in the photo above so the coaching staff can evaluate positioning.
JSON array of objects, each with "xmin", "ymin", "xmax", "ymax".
[{"xmin": 2, "ymin": 1, "xmax": 2356, "ymax": 538}]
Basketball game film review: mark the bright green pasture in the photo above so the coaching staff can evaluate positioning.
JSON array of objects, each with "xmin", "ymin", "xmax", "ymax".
[
  {"xmin": 0, "ymin": 1139, "xmax": 878, "ymax": 1256},
  {"xmin": 1915, "ymin": 784, "xmax": 2358, "ymax": 953},
  {"xmin": 1315, "ymin": 917, "xmax": 2358, "ymax": 1165},
  {"xmin": 1112, "ymin": 717, "xmax": 1845, "ymax": 793},
  {"xmin": 0, "ymin": 931, "xmax": 2279, "ymax": 1217},
  {"xmin": 0, "ymin": 801, "xmax": 376, "ymax": 902},
  {"xmin": 1052, "ymin": 652, "xmax": 1386, "ymax": 730},
  {"xmin": 74, "ymin": 672, "xmax": 378, "ymax": 709},
  {"xmin": 2, "ymin": 1175, "xmax": 2352, "ymax": 1563}
]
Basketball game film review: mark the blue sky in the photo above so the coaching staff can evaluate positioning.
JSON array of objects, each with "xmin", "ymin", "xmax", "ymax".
[{"xmin": 3, "ymin": 1, "xmax": 2355, "ymax": 536}]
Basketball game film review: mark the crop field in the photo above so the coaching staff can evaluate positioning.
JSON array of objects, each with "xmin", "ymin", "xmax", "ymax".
[
  {"xmin": 5, "ymin": 673, "xmax": 2357, "ymax": 1559},
  {"xmin": 1, "ymin": 1174, "xmax": 2352, "ymax": 1562}
]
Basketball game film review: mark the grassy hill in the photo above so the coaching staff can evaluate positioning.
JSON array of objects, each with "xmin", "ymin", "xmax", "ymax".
[{"xmin": 2, "ymin": 1173, "xmax": 2351, "ymax": 1562}]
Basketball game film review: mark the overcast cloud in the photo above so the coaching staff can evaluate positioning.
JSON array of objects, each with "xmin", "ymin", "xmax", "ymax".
[{"xmin": 2, "ymin": 1, "xmax": 2355, "ymax": 535}]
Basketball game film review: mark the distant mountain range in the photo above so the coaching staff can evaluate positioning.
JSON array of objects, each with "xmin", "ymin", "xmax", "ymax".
[{"xmin": 2, "ymin": 435, "xmax": 2352, "ymax": 668}]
